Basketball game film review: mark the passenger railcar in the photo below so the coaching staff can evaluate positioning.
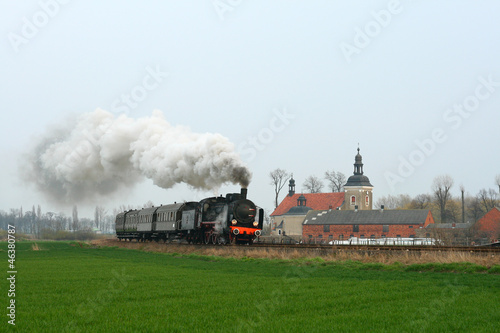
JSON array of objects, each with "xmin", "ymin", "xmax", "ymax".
[{"xmin": 115, "ymin": 188, "xmax": 264, "ymax": 245}]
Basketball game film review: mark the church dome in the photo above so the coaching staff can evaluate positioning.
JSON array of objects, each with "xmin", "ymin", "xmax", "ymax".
[
  {"xmin": 345, "ymin": 174, "xmax": 373, "ymax": 187},
  {"xmin": 344, "ymin": 147, "xmax": 373, "ymax": 187}
]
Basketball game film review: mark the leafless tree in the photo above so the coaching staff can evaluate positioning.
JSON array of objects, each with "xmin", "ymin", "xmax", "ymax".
[
  {"xmin": 303, "ymin": 175, "xmax": 324, "ymax": 193},
  {"xmin": 31, "ymin": 205, "xmax": 36, "ymax": 235},
  {"xmin": 477, "ymin": 188, "xmax": 497, "ymax": 212},
  {"xmin": 495, "ymin": 174, "xmax": 500, "ymax": 195},
  {"xmin": 324, "ymin": 170, "xmax": 346, "ymax": 192},
  {"xmin": 269, "ymin": 168, "xmax": 290, "ymax": 208},
  {"xmin": 467, "ymin": 196, "xmax": 485, "ymax": 223},
  {"xmin": 94, "ymin": 206, "xmax": 107, "ymax": 231},
  {"xmin": 143, "ymin": 200, "xmax": 155, "ymax": 208},
  {"xmin": 410, "ymin": 193, "xmax": 432, "ymax": 209},
  {"xmin": 72, "ymin": 205, "xmax": 79, "ymax": 231},
  {"xmin": 375, "ymin": 194, "xmax": 412, "ymax": 210},
  {"xmin": 432, "ymin": 174, "xmax": 454, "ymax": 223}
]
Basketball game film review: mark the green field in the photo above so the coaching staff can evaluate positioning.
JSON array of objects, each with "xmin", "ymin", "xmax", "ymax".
[{"xmin": 2, "ymin": 242, "xmax": 499, "ymax": 332}]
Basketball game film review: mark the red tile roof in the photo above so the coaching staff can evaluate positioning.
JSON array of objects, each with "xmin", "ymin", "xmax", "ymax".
[
  {"xmin": 475, "ymin": 207, "xmax": 500, "ymax": 240},
  {"xmin": 271, "ymin": 193, "xmax": 345, "ymax": 216}
]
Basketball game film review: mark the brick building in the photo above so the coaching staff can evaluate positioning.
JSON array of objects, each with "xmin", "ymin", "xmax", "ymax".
[
  {"xmin": 270, "ymin": 177, "xmax": 344, "ymax": 237},
  {"xmin": 471, "ymin": 207, "xmax": 500, "ymax": 243},
  {"xmin": 302, "ymin": 208, "xmax": 435, "ymax": 241}
]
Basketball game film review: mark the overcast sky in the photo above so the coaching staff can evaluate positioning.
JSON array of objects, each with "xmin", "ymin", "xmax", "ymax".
[{"xmin": 1, "ymin": 1, "xmax": 499, "ymax": 218}]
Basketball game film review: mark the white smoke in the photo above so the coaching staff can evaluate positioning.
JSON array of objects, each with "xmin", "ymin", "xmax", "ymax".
[{"xmin": 21, "ymin": 108, "xmax": 251, "ymax": 204}]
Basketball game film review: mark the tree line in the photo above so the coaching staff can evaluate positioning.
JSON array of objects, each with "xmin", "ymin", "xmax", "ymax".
[
  {"xmin": 376, "ymin": 174, "xmax": 499, "ymax": 224},
  {"xmin": 0, "ymin": 202, "xmax": 152, "ymax": 239},
  {"xmin": 270, "ymin": 169, "xmax": 499, "ymax": 224}
]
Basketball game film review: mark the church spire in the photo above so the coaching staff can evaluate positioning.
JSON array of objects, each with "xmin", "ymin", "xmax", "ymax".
[
  {"xmin": 354, "ymin": 147, "xmax": 364, "ymax": 175},
  {"xmin": 288, "ymin": 174, "xmax": 295, "ymax": 196}
]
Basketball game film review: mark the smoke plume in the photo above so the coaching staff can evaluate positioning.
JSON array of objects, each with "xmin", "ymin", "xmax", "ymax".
[{"xmin": 21, "ymin": 109, "xmax": 251, "ymax": 204}]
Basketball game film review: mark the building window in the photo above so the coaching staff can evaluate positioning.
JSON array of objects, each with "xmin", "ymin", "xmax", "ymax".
[
  {"xmin": 339, "ymin": 234, "xmax": 344, "ymax": 240},
  {"xmin": 360, "ymin": 234, "xmax": 365, "ymax": 239},
  {"xmin": 328, "ymin": 235, "xmax": 333, "ymax": 240},
  {"xmin": 396, "ymin": 235, "xmax": 401, "ymax": 238},
  {"xmin": 350, "ymin": 234, "xmax": 354, "ymax": 239},
  {"xmin": 351, "ymin": 196, "xmax": 356, "ymax": 205},
  {"xmin": 353, "ymin": 225, "xmax": 359, "ymax": 232},
  {"xmin": 278, "ymin": 230, "xmax": 282, "ymax": 235},
  {"xmin": 383, "ymin": 225, "xmax": 389, "ymax": 232},
  {"xmin": 370, "ymin": 235, "xmax": 375, "ymax": 239},
  {"xmin": 323, "ymin": 225, "xmax": 330, "ymax": 232},
  {"xmin": 410, "ymin": 235, "xmax": 415, "ymax": 238},
  {"xmin": 318, "ymin": 235, "xmax": 323, "ymax": 239},
  {"xmin": 381, "ymin": 235, "xmax": 386, "ymax": 238},
  {"xmin": 308, "ymin": 235, "xmax": 312, "ymax": 239},
  {"xmin": 426, "ymin": 233, "xmax": 430, "ymax": 238},
  {"xmin": 409, "ymin": 226, "xmax": 413, "ymax": 228},
  {"xmin": 365, "ymin": 195, "xmax": 369, "ymax": 206}
]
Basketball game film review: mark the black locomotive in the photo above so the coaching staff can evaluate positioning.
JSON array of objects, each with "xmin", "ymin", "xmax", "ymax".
[{"xmin": 115, "ymin": 188, "xmax": 264, "ymax": 244}]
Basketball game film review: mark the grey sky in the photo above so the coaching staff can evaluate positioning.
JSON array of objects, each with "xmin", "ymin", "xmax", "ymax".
[{"xmin": 1, "ymin": 1, "xmax": 499, "ymax": 217}]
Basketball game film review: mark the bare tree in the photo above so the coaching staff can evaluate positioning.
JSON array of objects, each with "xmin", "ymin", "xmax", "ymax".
[
  {"xmin": 477, "ymin": 188, "xmax": 497, "ymax": 212},
  {"xmin": 496, "ymin": 174, "xmax": 500, "ymax": 195},
  {"xmin": 324, "ymin": 170, "xmax": 346, "ymax": 192},
  {"xmin": 432, "ymin": 175, "xmax": 454, "ymax": 223},
  {"xmin": 410, "ymin": 193, "xmax": 432, "ymax": 209},
  {"xmin": 269, "ymin": 168, "xmax": 290, "ymax": 208},
  {"xmin": 143, "ymin": 200, "xmax": 155, "ymax": 208},
  {"xmin": 467, "ymin": 196, "xmax": 485, "ymax": 223},
  {"xmin": 375, "ymin": 194, "xmax": 412, "ymax": 210},
  {"xmin": 31, "ymin": 205, "xmax": 36, "ymax": 235},
  {"xmin": 72, "ymin": 205, "xmax": 79, "ymax": 231},
  {"xmin": 303, "ymin": 176, "xmax": 324, "ymax": 193},
  {"xmin": 94, "ymin": 206, "xmax": 107, "ymax": 231}
]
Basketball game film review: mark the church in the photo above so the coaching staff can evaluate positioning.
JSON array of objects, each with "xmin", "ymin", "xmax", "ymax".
[{"xmin": 270, "ymin": 148, "xmax": 435, "ymax": 240}]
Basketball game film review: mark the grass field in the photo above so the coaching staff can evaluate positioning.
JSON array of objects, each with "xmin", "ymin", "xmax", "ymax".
[{"xmin": 2, "ymin": 241, "xmax": 499, "ymax": 332}]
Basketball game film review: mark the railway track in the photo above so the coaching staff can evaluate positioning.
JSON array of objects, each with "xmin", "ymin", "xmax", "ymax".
[
  {"xmin": 249, "ymin": 243, "xmax": 500, "ymax": 253},
  {"xmin": 115, "ymin": 238, "xmax": 499, "ymax": 253}
]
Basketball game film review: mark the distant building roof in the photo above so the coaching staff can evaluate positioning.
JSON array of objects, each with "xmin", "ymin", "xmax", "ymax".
[
  {"xmin": 271, "ymin": 192, "xmax": 344, "ymax": 216},
  {"xmin": 303, "ymin": 209, "xmax": 432, "ymax": 225},
  {"xmin": 285, "ymin": 206, "xmax": 313, "ymax": 215},
  {"xmin": 426, "ymin": 223, "xmax": 470, "ymax": 229},
  {"xmin": 474, "ymin": 207, "xmax": 500, "ymax": 236}
]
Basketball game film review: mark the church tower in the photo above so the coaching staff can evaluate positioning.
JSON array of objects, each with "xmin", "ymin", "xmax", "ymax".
[
  {"xmin": 344, "ymin": 147, "xmax": 373, "ymax": 210},
  {"xmin": 288, "ymin": 175, "xmax": 296, "ymax": 196}
]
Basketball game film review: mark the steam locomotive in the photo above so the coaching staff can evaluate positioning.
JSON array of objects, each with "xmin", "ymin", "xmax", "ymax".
[{"xmin": 115, "ymin": 188, "xmax": 264, "ymax": 244}]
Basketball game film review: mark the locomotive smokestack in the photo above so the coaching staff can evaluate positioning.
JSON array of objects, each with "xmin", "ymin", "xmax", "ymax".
[{"xmin": 241, "ymin": 188, "xmax": 247, "ymax": 200}]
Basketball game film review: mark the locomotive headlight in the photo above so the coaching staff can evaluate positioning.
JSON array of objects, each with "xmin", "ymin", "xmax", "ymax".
[
  {"xmin": 232, "ymin": 219, "xmax": 237, "ymax": 225},
  {"xmin": 253, "ymin": 221, "xmax": 258, "ymax": 227}
]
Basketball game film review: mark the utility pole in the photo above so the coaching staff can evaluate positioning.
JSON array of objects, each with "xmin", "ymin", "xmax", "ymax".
[{"xmin": 460, "ymin": 184, "xmax": 465, "ymax": 224}]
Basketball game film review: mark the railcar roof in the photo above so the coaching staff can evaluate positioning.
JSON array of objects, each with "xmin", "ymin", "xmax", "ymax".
[
  {"xmin": 155, "ymin": 203, "xmax": 186, "ymax": 213},
  {"xmin": 139, "ymin": 207, "xmax": 158, "ymax": 215}
]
